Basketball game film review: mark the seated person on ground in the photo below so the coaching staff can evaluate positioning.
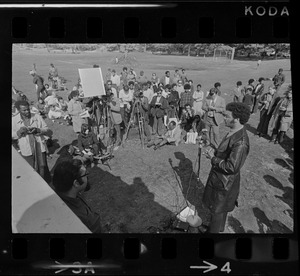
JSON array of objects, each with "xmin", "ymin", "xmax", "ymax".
[
  {"xmin": 185, "ymin": 114, "xmax": 206, "ymax": 144},
  {"xmin": 48, "ymin": 104, "xmax": 63, "ymax": 119},
  {"xmin": 52, "ymin": 159, "xmax": 102, "ymax": 233},
  {"xmin": 36, "ymin": 97, "xmax": 48, "ymax": 117},
  {"xmin": 147, "ymin": 120, "xmax": 182, "ymax": 150},
  {"xmin": 57, "ymin": 96, "xmax": 68, "ymax": 113},
  {"xmin": 77, "ymin": 123, "xmax": 101, "ymax": 164},
  {"xmin": 44, "ymin": 91, "xmax": 59, "ymax": 107}
]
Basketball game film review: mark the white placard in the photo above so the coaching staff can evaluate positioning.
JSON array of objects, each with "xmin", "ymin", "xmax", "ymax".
[{"xmin": 78, "ymin": 67, "xmax": 106, "ymax": 98}]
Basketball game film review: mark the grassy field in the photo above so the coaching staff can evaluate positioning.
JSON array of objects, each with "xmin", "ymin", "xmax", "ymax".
[{"xmin": 12, "ymin": 47, "xmax": 293, "ymax": 233}]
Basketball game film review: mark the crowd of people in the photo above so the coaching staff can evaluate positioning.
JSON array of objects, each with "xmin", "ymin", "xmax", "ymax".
[{"xmin": 12, "ymin": 63, "xmax": 292, "ymax": 233}]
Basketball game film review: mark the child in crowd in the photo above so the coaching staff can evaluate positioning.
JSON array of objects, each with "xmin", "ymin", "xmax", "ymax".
[{"xmin": 57, "ymin": 96, "xmax": 68, "ymax": 113}]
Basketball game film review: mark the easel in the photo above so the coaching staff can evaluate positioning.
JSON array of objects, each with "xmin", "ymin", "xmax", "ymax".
[{"xmin": 122, "ymin": 100, "xmax": 145, "ymax": 149}]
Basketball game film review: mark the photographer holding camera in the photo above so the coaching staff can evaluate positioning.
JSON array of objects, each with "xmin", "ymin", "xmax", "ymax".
[{"xmin": 12, "ymin": 100, "xmax": 51, "ymax": 182}]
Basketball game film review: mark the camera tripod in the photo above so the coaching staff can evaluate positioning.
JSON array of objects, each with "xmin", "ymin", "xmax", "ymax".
[{"xmin": 122, "ymin": 99, "xmax": 145, "ymax": 149}]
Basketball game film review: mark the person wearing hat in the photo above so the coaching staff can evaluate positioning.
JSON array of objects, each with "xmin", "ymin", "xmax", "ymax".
[
  {"xmin": 202, "ymin": 87, "xmax": 226, "ymax": 149},
  {"xmin": 252, "ymin": 77, "xmax": 266, "ymax": 114},
  {"xmin": 52, "ymin": 159, "xmax": 102, "ymax": 233},
  {"xmin": 29, "ymin": 70, "xmax": 47, "ymax": 101},
  {"xmin": 269, "ymin": 86, "xmax": 293, "ymax": 144},
  {"xmin": 272, "ymin": 68, "xmax": 285, "ymax": 92},
  {"xmin": 202, "ymin": 102, "xmax": 251, "ymax": 233},
  {"xmin": 179, "ymin": 83, "xmax": 194, "ymax": 118},
  {"xmin": 110, "ymin": 69, "xmax": 121, "ymax": 88}
]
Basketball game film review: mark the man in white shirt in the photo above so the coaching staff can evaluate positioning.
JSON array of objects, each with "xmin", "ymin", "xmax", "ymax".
[
  {"xmin": 110, "ymin": 69, "xmax": 121, "ymax": 88},
  {"xmin": 161, "ymin": 71, "xmax": 172, "ymax": 86},
  {"xmin": 176, "ymin": 80, "xmax": 185, "ymax": 96},
  {"xmin": 142, "ymin": 82, "xmax": 154, "ymax": 103},
  {"xmin": 119, "ymin": 85, "xmax": 133, "ymax": 128},
  {"xmin": 12, "ymin": 100, "xmax": 51, "ymax": 182}
]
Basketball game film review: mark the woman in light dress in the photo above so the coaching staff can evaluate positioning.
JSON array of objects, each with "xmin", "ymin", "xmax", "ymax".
[{"xmin": 193, "ymin": 84, "xmax": 204, "ymax": 117}]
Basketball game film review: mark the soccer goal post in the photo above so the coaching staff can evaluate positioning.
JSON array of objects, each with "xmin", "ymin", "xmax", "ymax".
[{"xmin": 213, "ymin": 46, "xmax": 235, "ymax": 62}]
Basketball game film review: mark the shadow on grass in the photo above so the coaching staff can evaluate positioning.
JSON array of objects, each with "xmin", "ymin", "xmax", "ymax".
[
  {"xmin": 252, "ymin": 207, "xmax": 292, "ymax": 233},
  {"xmin": 227, "ymin": 215, "xmax": 255, "ymax": 233},
  {"xmin": 274, "ymin": 157, "xmax": 294, "ymax": 185},
  {"xmin": 86, "ymin": 166, "xmax": 173, "ymax": 233},
  {"xmin": 263, "ymin": 174, "xmax": 293, "ymax": 212}
]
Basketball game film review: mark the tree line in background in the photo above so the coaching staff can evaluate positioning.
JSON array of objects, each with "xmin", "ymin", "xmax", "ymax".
[{"xmin": 16, "ymin": 43, "xmax": 290, "ymax": 59}]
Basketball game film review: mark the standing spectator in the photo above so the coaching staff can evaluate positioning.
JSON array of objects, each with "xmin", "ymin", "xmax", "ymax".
[
  {"xmin": 188, "ymin": 80, "xmax": 194, "ymax": 93},
  {"xmin": 176, "ymin": 80, "xmax": 185, "ymax": 97},
  {"xmin": 127, "ymin": 68, "xmax": 137, "ymax": 82},
  {"xmin": 120, "ymin": 67, "xmax": 128, "ymax": 86},
  {"xmin": 179, "ymin": 83, "xmax": 194, "ymax": 118},
  {"xmin": 143, "ymin": 82, "xmax": 154, "ymax": 103},
  {"xmin": 110, "ymin": 69, "xmax": 121, "ymax": 88},
  {"xmin": 12, "ymin": 100, "xmax": 51, "ymax": 182},
  {"xmin": 272, "ymin": 68, "xmax": 285, "ymax": 92},
  {"xmin": 252, "ymin": 77, "xmax": 265, "ymax": 114},
  {"xmin": 256, "ymin": 86, "xmax": 280, "ymax": 138},
  {"xmin": 106, "ymin": 80, "xmax": 118, "ymax": 98},
  {"xmin": 134, "ymin": 90, "xmax": 152, "ymax": 145},
  {"xmin": 167, "ymin": 83, "xmax": 180, "ymax": 118},
  {"xmin": 257, "ymin": 59, "xmax": 262, "ymax": 69},
  {"xmin": 270, "ymin": 86, "xmax": 293, "ymax": 144},
  {"xmin": 202, "ymin": 88, "xmax": 226, "ymax": 149},
  {"xmin": 173, "ymin": 69, "xmax": 181, "ymax": 85},
  {"xmin": 105, "ymin": 68, "xmax": 112, "ymax": 82},
  {"xmin": 233, "ymin": 81, "xmax": 244, "ymax": 103},
  {"xmin": 48, "ymin": 63, "xmax": 60, "ymax": 89},
  {"xmin": 30, "ymin": 70, "xmax": 47, "ymax": 101},
  {"xmin": 202, "ymin": 102, "xmax": 251, "ymax": 233},
  {"xmin": 68, "ymin": 90, "xmax": 86, "ymax": 135},
  {"xmin": 151, "ymin": 72, "xmax": 159, "ymax": 86},
  {"xmin": 244, "ymin": 79, "xmax": 255, "ymax": 96},
  {"xmin": 52, "ymin": 159, "xmax": 102, "ymax": 233},
  {"xmin": 119, "ymin": 85, "xmax": 133, "ymax": 128},
  {"xmin": 137, "ymin": 70, "xmax": 148, "ymax": 84},
  {"xmin": 242, "ymin": 88, "xmax": 254, "ymax": 112},
  {"xmin": 161, "ymin": 71, "xmax": 172, "ymax": 86},
  {"xmin": 108, "ymin": 92, "xmax": 122, "ymax": 148},
  {"xmin": 193, "ymin": 84, "xmax": 204, "ymax": 116},
  {"xmin": 150, "ymin": 89, "xmax": 169, "ymax": 135},
  {"xmin": 214, "ymin": 82, "xmax": 222, "ymax": 96},
  {"xmin": 181, "ymin": 68, "xmax": 188, "ymax": 83}
]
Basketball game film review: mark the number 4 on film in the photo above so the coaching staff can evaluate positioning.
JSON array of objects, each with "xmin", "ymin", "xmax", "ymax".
[{"xmin": 190, "ymin": 261, "xmax": 231, "ymax": 274}]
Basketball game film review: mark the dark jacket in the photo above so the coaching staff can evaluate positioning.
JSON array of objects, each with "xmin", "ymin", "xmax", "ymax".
[
  {"xmin": 202, "ymin": 127, "xmax": 250, "ymax": 213},
  {"xmin": 150, "ymin": 96, "xmax": 169, "ymax": 118},
  {"xmin": 77, "ymin": 132, "xmax": 98, "ymax": 152}
]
